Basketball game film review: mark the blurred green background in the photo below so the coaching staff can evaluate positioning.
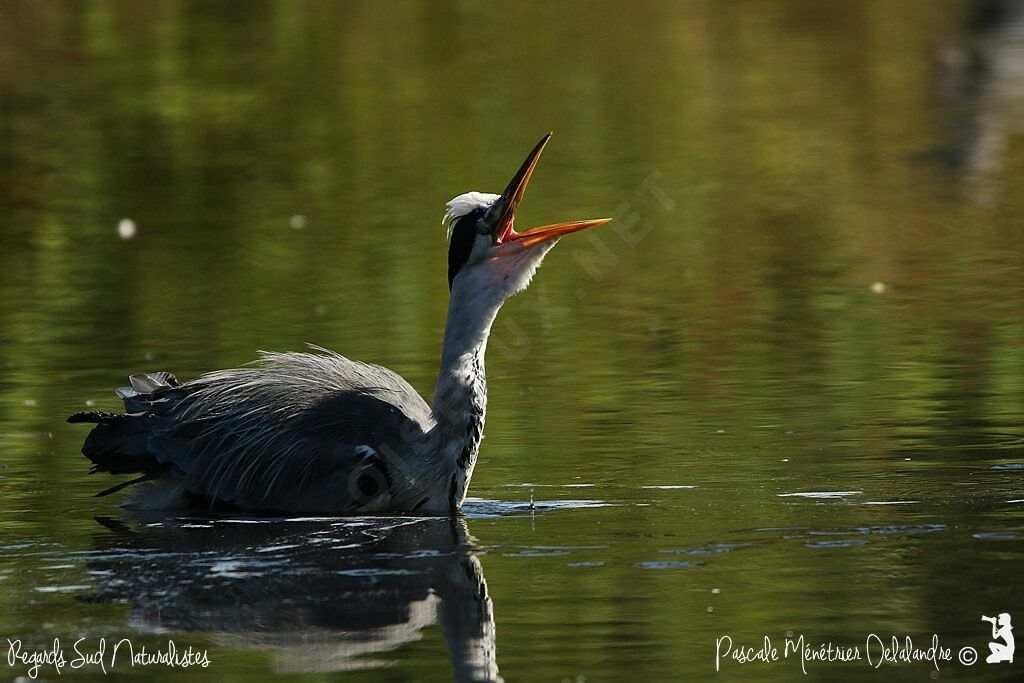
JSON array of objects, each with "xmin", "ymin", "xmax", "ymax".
[{"xmin": 1, "ymin": 1, "xmax": 1023, "ymax": 681}]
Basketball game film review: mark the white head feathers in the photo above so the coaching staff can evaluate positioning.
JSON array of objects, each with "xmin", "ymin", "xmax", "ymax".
[{"xmin": 442, "ymin": 192, "xmax": 500, "ymax": 239}]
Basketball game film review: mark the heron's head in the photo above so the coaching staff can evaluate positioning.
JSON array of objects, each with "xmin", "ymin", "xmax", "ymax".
[{"xmin": 443, "ymin": 133, "xmax": 610, "ymax": 304}]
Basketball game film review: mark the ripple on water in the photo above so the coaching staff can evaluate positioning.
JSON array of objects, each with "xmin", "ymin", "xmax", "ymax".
[
  {"xmin": 284, "ymin": 517, "xmax": 344, "ymax": 522},
  {"xmin": 972, "ymin": 532, "xmax": 1020, "ymax": 540},
  {"xmin": 778, "ymin": 491, "xmax": 862, "ymax": 499},
  {"xmin": 493, "ymin": 543, "xmax": 607, "ymax": 560},
  {"xmin": 462, "ymin": 498, "xmax": 609, "ymax": 518},
  {"xmin": 868, "ymin": 524, "xmax": 945, "ymax": 535},
  {"xmin": 641, "ymin": 485, "xmax": 697, "ymax": 490},
  {"xmin": 500, "ymin": 483, "xmax": 595, "ymax": 488},
  {"xmin": 209, "ymin": 559, "xmax": 283, "ymax": 578},
  {"xmin": 634, "ymin": 560, "xmax": 700, "ymax": 570},
  {"xmin": 658, "ymin": 542, "xmax": 753, "ymax": 556},
  {"xmin": 796, "ymin": 524, "xmax": 946, "ymax": 541},
  {"xmin": 804, "ymin": 539, "xmax": 870, "ymax": 549},
  {"xmin": 506, "ymin": 550, "xmax": 571, "ymax": 557},
  {"xmin": 336, "ymin": 568, "xmax": 420, "ymax": 577},
  {"xmin": 861, "ymin": 500, "xmax": 920, "ymax": 506}
]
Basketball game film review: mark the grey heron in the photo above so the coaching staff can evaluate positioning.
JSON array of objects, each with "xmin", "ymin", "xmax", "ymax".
[{"xmin": 68, "ymin": 133, "xmax": 610, "ymax": 514}]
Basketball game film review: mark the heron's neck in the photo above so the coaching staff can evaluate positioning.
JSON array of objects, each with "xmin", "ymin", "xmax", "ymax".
[{"xmin": 431, "ymin": 288, "xmax": 501, "ymax": 507}]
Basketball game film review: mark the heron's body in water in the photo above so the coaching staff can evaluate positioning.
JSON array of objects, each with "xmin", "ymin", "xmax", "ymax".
[{"xmin": 68, "ymin": 134, "xmax": 610, "ymax": 514}]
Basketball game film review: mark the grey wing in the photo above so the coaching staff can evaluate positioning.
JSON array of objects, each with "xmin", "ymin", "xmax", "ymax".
[{"xmin": 146, "ymin": 349, "xmax": 435, "ymax": 512}]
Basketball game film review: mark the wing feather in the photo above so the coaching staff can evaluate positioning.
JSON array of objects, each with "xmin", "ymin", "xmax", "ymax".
[{"xmin": 153, "ymin": 349, "xmax": 434, "ymax": 511}]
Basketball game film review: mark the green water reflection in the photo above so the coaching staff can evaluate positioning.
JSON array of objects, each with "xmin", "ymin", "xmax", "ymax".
[{"xmin": 1, "ymin": 1, "xmax": 1023, "ymax": 681}]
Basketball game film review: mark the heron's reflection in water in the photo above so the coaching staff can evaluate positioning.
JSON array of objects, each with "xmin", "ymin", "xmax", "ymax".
[{"xmin": 84, "ymin": 514, "xmax": 502, "ymax": 682}]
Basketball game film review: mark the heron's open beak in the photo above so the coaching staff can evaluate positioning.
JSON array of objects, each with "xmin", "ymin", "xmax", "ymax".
[{"xmin": 489, "ymin": 133, "xmax": 611, "ymax": 248}]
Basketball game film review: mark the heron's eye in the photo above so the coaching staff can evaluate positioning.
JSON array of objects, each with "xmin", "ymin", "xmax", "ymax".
[{"xmin": 448, "ymin": 208, "xmax": 487, "ymax": 289}]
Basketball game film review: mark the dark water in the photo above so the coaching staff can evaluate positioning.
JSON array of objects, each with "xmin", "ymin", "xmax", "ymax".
[{"xmin": 2, "ymin": 1, "xmax": 1024, "ymax": 681}]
